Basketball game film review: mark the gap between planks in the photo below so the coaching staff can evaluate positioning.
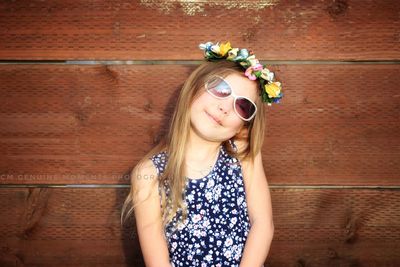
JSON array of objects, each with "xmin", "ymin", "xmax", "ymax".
[
  {"xmin": 0, "ymin": 184, "xmax": 400, "ymax": 190},
  {"xmin": 0, "ymin": 60, "xmax": 399, "ymax": 65}
]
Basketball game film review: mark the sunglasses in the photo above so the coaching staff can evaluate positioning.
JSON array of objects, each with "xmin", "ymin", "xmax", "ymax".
[{"xmin": 205, "ymin": 76, "xmax": 257, "ymax": 121}]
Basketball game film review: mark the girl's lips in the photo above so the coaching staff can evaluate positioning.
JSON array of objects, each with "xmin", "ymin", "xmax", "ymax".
[{"xmin": 205, "ymin": 111, "xmax": 222, "ymax": 126}]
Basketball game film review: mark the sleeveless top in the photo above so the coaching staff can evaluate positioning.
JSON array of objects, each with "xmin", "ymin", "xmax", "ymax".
[{"xmin": 149, "ymin": 143, "xmax": 252, "ymax": 267}]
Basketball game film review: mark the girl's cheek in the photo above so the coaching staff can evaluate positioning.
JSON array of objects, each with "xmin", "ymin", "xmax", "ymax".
[
  {"xmin": 226, "ymin": 118, "xmax": 243, "ymax": 132},
  {"xmin": 230, "ymin": 115, "xmax": 244, "ymax": 127}
]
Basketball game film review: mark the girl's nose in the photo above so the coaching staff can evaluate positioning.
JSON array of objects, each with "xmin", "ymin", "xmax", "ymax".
[{"xmin": 217, "ymin": 97, "xmax": 233, "ymax": 114}]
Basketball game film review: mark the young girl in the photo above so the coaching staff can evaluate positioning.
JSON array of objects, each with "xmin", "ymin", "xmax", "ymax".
[{"xmin": 121, "ymin": 41, "xmax": 283, "ymax": 267}]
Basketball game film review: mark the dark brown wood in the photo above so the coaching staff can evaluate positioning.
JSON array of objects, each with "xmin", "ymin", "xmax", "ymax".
[
  {"xmin": 0, "ymin": 188, "xmax": 399, "ymax": 266},
  {"xmin": 1, "ymin": 64, "xmax": 399, "ymax": 185},
  {"xmin": 0, "ymin": 1, "xmax": 399, "ymax": 265},
  {"xmin": 0, "ymin": 0, "xmax": 399, "ymax": 60}
]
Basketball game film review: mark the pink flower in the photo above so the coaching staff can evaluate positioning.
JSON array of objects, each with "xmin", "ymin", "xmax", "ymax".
[
  {"xmin": 253, "ymin": 63, "xmax": 263, "ymax": 71},
  {"xmin": 245, "ymin": 63, "xmax": 263, "ymax": 80}
]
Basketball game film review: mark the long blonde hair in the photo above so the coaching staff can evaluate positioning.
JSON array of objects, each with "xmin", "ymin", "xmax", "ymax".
[{"xmin": 121, "ymin": 60, "xmax": 266, "ymax": 231}]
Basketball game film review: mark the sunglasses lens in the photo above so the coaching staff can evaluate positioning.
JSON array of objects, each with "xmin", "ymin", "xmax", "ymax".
[
  {"xmin": 206, "ymin": 76, "xmax": 257, "ymax": 121},
  {"xmin": 206, "ymin": 77, "xmax": 231, "ymax": 97},
  {"xmin": 236, "ymin": 98, "xmax": 256, "ymax": 120}
]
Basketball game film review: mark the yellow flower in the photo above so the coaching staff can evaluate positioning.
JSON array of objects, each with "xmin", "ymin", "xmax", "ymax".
[
  {"xmin": 265, "ymin": 82, "xmax": 281, "ymax": 98},
  {"xmin": 219, "ymin": 42, "xmax": 232, "ymax": 56}
]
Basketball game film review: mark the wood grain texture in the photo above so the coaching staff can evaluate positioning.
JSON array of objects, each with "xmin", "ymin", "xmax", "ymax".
[
  {"xmin": 0, "ymin": 188, "xmax": 399, "ymax": 266},
  {"xmin": 0, "ymin": 1, "xmax": 399, "ymax": 266},
  {"xmin": 0, "ymin": 0, "xmax": 399, "ymax": 60},
  {"xmin": 1, "ymin": 64, "xmax": 399, "ymax": 185}
]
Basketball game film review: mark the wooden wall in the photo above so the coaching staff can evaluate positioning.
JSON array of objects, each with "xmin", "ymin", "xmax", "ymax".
[{"xmin": 0, "ymin": 0, "xmax": 399, "ymax": 266}]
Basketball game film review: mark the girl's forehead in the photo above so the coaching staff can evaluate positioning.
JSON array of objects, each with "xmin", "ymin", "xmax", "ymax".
[{"xmin": 223, "ymin": 73, "xmax": 258, "ymax": 101}]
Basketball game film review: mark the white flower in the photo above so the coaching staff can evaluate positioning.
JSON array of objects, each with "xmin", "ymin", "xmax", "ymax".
[
  {"xmin": 227, "ymin": 48, "xmax": 239, "ymax": 60},
  {"xmin": 211, "ymin": 43, "xmax": 220, "ymax": 54},
  {"xmin": 225, "ymin": 237, "xmax": 233, "ymax": 246},
  {"xmin": 199, "ymin": 42, "xmax": 213, "ymax": 51},
  {"xmin": 224, "ymin": 249, "xmax": 232, "ymax": 259},
  {"xmin": 194, "ymin": 229, "xmax": 201, "ymax": 237},
  {"xmin": 247, "ymin": 55, "xmax": 260, "ymax": 66},
  {"xmin": 177, "ymin": 222, "xmax": 186, "ymax": 230},
  {"xmin": 205, "ymin": 191, "xmax": 213, "ymax": 202},
  {"xmin": 261, "ymin": 68, "xmax": 274, "ymax": 82},
  {"xmin": 192, "ymin": 214, "xmax": 202, "ymax": 223},
  {"xmin": 237, "ymin": 196, "xmax": 244, "ymax": 206},
  {"xmin": 187, "ymin": 193, "xmax": 194, "ymax": 203}
]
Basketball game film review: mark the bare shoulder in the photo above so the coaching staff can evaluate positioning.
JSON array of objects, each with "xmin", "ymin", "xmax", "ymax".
[
  {"xmin": 132, "ymin": 158, "xmax": 158, "ymax": 179},
  {"xmin": 240, "ymin": 149, "xmax": 265, "ymax": 189},
  {"xmin": 239, "ymin": 150, "xmax": 273, "ymax": 225},
  {"xmin": 131, "ymin": 157, "xmax": 160, "ymax": 199}
]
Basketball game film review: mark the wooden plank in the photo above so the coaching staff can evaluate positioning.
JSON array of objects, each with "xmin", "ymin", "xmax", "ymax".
[
  {"xmin": 0, "ymin": 188, "xmax": 399, "ymax": 266},
  {"xmin": 0, "ymin": 64, "xmax": 399, "ymax": 185},
  {"xmin": 0, "ymin": 0, "xmax": 399, "ymax": 60}
]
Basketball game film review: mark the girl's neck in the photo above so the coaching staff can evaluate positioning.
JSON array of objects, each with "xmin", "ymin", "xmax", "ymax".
[{"xmin": 185, "ymin": 129, "xmax": 222, "ymax": 163}]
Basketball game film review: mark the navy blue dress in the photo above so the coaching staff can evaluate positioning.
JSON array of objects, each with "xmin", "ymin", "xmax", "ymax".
[{"xmin": 150, "ymin": 143, "xmax": 252, "ymax": 267}]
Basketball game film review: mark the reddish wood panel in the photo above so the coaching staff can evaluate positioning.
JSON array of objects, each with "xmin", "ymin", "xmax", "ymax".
[
  {"xmin": 0, "ymin": 188, "xmax": 399, "ymax": 266},
  {"xmin": 0, "ymin": 64, "xmax": 399, "ymax": 185},
  {"xmin": 0, "ymin": 0, "xmax": 399, "ymax": 60}
]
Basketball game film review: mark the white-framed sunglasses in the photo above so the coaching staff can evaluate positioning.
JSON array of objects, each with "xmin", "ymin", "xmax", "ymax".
[{"xmin": 205, "ymin": 75, "xmax": 257, "ymax": 121}]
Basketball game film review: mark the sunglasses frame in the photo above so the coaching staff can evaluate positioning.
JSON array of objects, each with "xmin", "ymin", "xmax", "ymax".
[{"xmin": 205, "ymin": 75, "xmax": 258, "ymax": 122}]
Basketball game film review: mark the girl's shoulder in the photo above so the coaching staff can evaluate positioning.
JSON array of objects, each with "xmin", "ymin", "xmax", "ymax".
[{"xmin": 232, "ymin": 139, "xmax": 257, "ymax": 184}]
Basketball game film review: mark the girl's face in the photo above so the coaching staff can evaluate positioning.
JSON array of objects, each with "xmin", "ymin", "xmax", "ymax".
[{"xmin": 189, "ymin": 72, "xmax": 258, "ymax": 142}]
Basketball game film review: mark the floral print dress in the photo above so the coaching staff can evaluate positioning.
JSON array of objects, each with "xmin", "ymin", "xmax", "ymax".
[{"xmin": 149, "ymin": 143, "xmax": 252, "ymax": 267}]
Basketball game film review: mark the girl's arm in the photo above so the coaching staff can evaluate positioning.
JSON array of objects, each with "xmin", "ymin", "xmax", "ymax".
[
  {"xmin": 239, "ymin": 151, "xmax": 275, "ymax": 267},
  {"xmin": 131, "ymin": 159, "xmax": 173, "ymax": 267}
]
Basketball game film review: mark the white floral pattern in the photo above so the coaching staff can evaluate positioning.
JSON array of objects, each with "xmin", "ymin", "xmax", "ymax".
[{"xmin": 150, "ymin": 144, "xmax": 251, "ymax": 267}]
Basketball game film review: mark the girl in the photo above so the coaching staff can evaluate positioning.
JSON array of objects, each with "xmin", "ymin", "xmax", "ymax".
[{"xmin": 121, "ymin": 42, "xmax": 283, "ymax": 267}]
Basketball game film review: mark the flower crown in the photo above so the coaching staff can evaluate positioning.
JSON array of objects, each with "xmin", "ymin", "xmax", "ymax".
[{"xmin": 199, "ymin": 41, "xmax": 283, "ymax": 106}]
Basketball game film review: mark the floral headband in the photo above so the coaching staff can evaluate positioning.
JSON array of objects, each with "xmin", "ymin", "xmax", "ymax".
[{"xmin": 199, "ymin": 41, "xmax": 283, "ymax": 106}]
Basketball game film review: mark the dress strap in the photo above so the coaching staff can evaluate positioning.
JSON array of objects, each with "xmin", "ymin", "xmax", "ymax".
[
  {"xmin": 229, "ymin": 139, "xmax": 238, "ymax": 152},
  {"xmin": 149, "ymin": 152, "xmax": 168, "ymax": 176}
]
